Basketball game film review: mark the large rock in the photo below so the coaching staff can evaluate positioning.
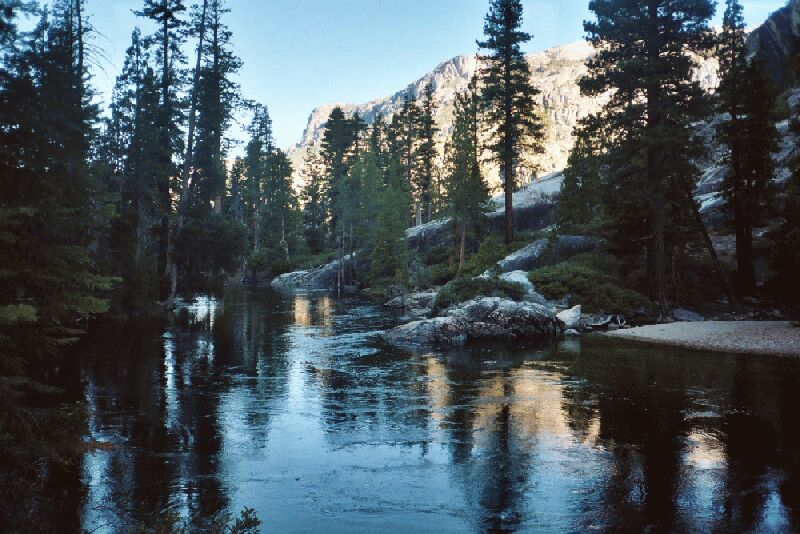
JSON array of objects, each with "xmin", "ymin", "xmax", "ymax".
[
  {"xmin": 383, "ymin": 316, "xmax": 468, "ymax": 347},
  {"xmin": 383, "ymin": 296, "xmax": 558, "ymax": 347},
  {"xmin": 498, "ymin": 271, "xmax": 549, "ymax": 306},
  {"xmin": 556, "ymin": 305, "xmax": 582, "ymax": 329},
  {"xmin": 673, "ymin": 308, "xmax": 704, "ymax": 322},
  {"xmin": 271, "ymin": 255, "xmax": 356, "ymax": 291},
  {"xmin": 491, "ymin": 235, "xmax": 602, "ymax": 274}
]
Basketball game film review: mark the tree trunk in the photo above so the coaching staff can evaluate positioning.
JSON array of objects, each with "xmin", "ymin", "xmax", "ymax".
[
  {"xmin": 253, "ymin": 216, "xmax": 259, "ymax": 252},
  {"xmin": 166, "ymin": 0, "xmax": 209, "ymax": 308},
  {"xmin": 653, "ymin": 196, "xmax": 668, "ymax": 315},
  {"xmin": 734, "ymin": 207, "xmax": 755, "ymax": 294},
  {"xmin": 503, "ymin": 157, "xmax": 514, "ymax": 244},
  {"xmin": 158, "ymin": 12, "xmax": 171, "ymax": 301},
  {"xmin": 458, "ymin": 225, "xmax": 466, "ymax": 272}
]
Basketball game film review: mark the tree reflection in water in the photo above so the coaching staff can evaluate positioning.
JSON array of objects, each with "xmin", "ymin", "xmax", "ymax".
[{"xmin": 27, "ymin": 289, "xmax": 800, "ymax": 532}]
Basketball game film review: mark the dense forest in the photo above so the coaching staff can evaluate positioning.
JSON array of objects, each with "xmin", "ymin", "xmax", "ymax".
[{"xmin": 1, "ymin": 0, "xmax": 800, "ymax": 528}]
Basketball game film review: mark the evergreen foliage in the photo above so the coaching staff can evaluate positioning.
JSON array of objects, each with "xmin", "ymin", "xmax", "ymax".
[
  {"xmin": 0, "ymin": 0, "xmax": 113, "ymax": 505},
  {"xmin": 716, "ymin": 0, "xmax": 779, "ymax": 294},
  {"xmin": 371, "ymin": 163, "xmax": 411, "ymax": 285},
  {"xmin": 555, "ymin": 115, "xmax": 605, "ymax": 235},
  {"xmin": 477, "ymin": 0, "xmax": 543, "ymax": 244},
  {"xmin": 581, "ymin": 0, "xmax": 715, "ymax": 311},
  {"xmin": 445, "ymin": 76, "xmax": 489, "ymax": 271},
  {"xmin": 417, "ymin": 81, "xmax": 439, "ymax": 223}
]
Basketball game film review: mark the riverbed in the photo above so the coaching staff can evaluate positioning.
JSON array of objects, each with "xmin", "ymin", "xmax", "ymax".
[{"xmin": 24, "ymin": 287, "xmax": 800, "ymax": 531}]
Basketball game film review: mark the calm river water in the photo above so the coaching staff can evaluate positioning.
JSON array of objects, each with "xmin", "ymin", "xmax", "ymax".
[{"xmin": 48, "ymin": 288, "xmax": 800, "ymax": 531}]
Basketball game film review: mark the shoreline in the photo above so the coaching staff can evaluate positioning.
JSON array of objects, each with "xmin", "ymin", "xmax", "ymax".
[{"xmin": 603, "ymin": 321, "xmax": 800, "ymax": 356}]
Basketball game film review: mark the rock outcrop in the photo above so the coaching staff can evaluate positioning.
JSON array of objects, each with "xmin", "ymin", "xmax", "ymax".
[
  {"xmin": 557, "ymin": 305, "xmax": 582, "ymax": 330},
  {"xmin": 406, "ymin": 172, "xmax": 563, "ymax": 252},
  {"xmin": 498, "ymin": 271, "xmax": 549, "ymax": 307},
  {"xmin": 271, "ymin": 255, "xmax": 356, "ymax": 291},
  {"xmin": 383, "ymin": 296, "xmax": 558, "ymax": 348},
  {"xmin": 490, "ymin": 235, "xmax": 602, "ymax": 274},
  {"xmin": 747, "ymin": 0, "xmax": 800, "ymax": 90}
]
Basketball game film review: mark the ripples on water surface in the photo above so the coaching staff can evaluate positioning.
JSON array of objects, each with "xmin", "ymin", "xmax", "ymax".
[{"xmin": 50, "ymin": 288, "xmax": 800, "ymax": 531}]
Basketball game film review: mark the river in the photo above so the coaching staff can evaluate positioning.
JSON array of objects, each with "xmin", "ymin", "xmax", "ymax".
[{"xmin": 28, "ymin": 287, "xmax": 800, "ymax": 532}]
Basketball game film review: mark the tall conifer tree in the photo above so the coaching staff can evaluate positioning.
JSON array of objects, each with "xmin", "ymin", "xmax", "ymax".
[
  {"xmin": 446, "ymin": 77, "xmax": 488, "ymax": 271},
  {"xmin": 477, "ymin": 0, "xmax": 543, "ymax": 243},
  {"xmin": 717, "ymin": 0, "xmax": 778, "ymax": 294},
  {"xmin": 582, "ymin": 0, "xmax": 714, "ymax": 312}
]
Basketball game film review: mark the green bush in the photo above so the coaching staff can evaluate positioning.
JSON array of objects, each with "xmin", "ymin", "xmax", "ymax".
[
  {"xmin": 460, "ymin": 235, "xmax": 507, "ymax": 277},
  {"xmin": 529, "ymin": 255, "xmax": 649, "ymax": 314},
  {"xmin": 434, "ymin": 276, "xmax": 526, "ymax": 310},
  {"xmin": 269, "ymin": 258, "xmax": 291, "ymax": 278},
  {"xmin": 429, "ymin": 262, "xmax": 457, "ymax": 285}
]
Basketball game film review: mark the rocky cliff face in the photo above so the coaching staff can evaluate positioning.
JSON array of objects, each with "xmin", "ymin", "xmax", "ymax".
[
  {"xmin": 748, "ymin": 0, "xmax": 800, "ymax": 89},
  {"xmin": 288, "ymin": 41, "xmax": 719, "ymax": 192}
]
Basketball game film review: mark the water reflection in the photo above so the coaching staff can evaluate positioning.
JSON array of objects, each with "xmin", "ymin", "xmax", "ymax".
[{"xmin": 58, "ymin": 289, "xmax": 800, "ymax": 531}]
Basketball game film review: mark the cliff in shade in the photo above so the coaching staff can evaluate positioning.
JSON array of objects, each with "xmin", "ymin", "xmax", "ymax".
[
  {"xmin": 287, "ymin": 41, "xmax": 719, "ymax": 192},
  {"xmin": 748, "ymin": 0, "xmax": 800, "ymax": 90}
]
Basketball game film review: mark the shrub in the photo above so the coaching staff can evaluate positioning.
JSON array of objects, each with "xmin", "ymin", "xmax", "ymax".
[
  {"xmin": 434, "ymin": 276, "xmax": 526, "ymax": 310},
  {"xmin": 460, "ymin": 235, "xmax": 507, "ymax": 277},
  {"xmin": 529, "ymin": 255, "xmax": 649, "ymax": 314},
  {"xmin": 429, "ymin": 262, "xmax": 457, "ymax": 285}
]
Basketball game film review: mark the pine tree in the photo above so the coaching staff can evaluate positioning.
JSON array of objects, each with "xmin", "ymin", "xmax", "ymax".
[
  {"xmin": 263, "ymin": 149, "xmax": 297, "ymax": 263},
  {"xmin": 371, "ymin": 162, "xmax": 411, "ymax": 285},
  {"xmin": 556, "ymin": 115, "xmax": 605, "ymax": 235},
  {"xmin": 0, "ymin": 0, "xmax": 115, "ymax": 477},
  {"xmin": 445, "ymin": 76, "xmax": 489, "ymax": 271},
  {"xmin": 350, "ymin": 111, "xmax": 367, "ymax": 159},
  {"xmin": 320, "ymin": 106, "xmax": 356, "ymax": 244},
  {"xmin": 477, "ymin": 0, "xmax": 543, "ymax": 244},
  {"xmin": 300, "ymin": 152, "xmax": 328, "ymax": 254},
  {"xmin": 136, "ymin": 0, "xmax": 187, "ymax": 300},
  {"xmin": 102, "ymin": 29, "xmax": 163, "ymax": 310},
  {"xmin": 192, "ymin": 0, "xmax": 242, "ymax": 213},
  {"xmin": 716, "ymin": 0, "xmax": 778, "ymax": 294},
  {"xmin": 388, "ymin": 92, "xmax": 421, "ymax": 223},
  {"xmin": 369, "ymin": 112, "xmax": 389, "ymax": 173},
  {"xmin": 417, "ymin": 81, "xmax": 439, "ymax": 223},
  {"xmin": 228, "ymin": 156, "xmax": 246, "ymax": 222},
  {"xmin": 582, "ymin": 0, "xmax": 715, "ymax": 312},
  {"xmin": 242, "ymin": 105, "xmax": 274, "ymax": 256}
]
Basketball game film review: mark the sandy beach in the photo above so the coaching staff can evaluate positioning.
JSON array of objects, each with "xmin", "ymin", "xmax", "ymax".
[{"xmin": 604, "ymin": 321, "xmax": 800, "ymax": 356}]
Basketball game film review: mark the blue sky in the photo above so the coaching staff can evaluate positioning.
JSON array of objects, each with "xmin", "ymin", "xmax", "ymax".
[{"xmin": 77, "ymin": 0, "xmax": 788, "ymax": 148}]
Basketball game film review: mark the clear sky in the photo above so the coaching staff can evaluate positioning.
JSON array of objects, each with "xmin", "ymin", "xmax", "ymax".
[{"xmin": 73, "ymin": 0, "xmax": 789, "ymax": 148}]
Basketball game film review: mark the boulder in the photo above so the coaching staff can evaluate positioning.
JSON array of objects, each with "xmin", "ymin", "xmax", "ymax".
[
  {"xmin": 556, "ymin": 305, "xmax": 582, "ymax": 329},
  {"xmin": 384, "ymin": 291, "xmax": 438, "ymax": 317},
  {"xmin": 673, "ymin": 308, "xmax": 704, "ymax": 322},
  {"xmin": 491, "ymin": 235, "xmax": 602, "ymax": 274},
  {"xmin": 498, "ymin": 271, "xmax": 550, "ymax": 306},
  {"xmin": 383, "ymin": 296, "xmax": 557, "ymax": 347},
  {"xmin": 383, "ymin": 316, "xmax": 468, "ymax": 347},
  {"xmin": 271, "ymin": 254, "xmax": 356, "ymax": 291}
]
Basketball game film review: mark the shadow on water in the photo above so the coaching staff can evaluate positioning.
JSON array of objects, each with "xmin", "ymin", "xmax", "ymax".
[{"xmin": 12, "ymin": 287, "xmax": 800, "ymax": 532}]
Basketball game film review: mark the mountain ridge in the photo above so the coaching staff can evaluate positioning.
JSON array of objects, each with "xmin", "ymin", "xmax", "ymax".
[{"xmin": 288, "ymin": 0, "xmax": 800, "ymax": 193}]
